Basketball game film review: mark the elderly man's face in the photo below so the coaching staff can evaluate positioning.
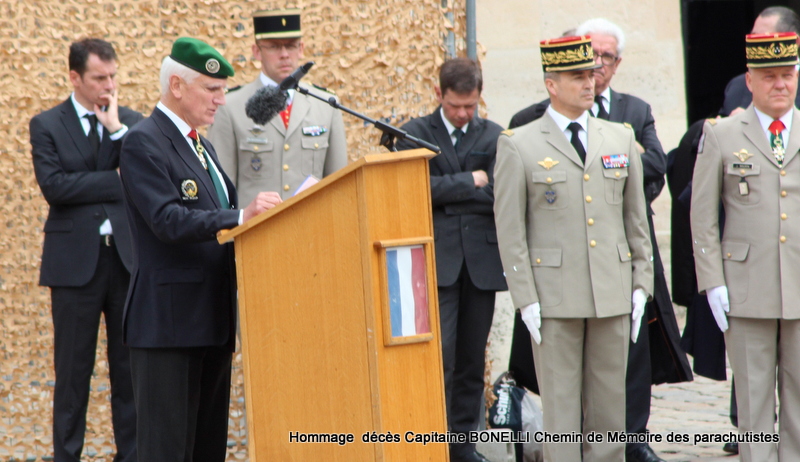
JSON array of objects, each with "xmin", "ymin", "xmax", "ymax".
[
  {"xmin": 253, "ymin": 38, "xmax": 304, "ymax": 83},
  {"xmin": 590, "ymin": 33, "xmax": 621, "ymax": 95},
  {"xmin": 746, "ymin": 66, "xmax": 798, "ymax": 119},
  {"xmin": 174, "ymin": 74, "xmax": 227, "ymax": 128}
]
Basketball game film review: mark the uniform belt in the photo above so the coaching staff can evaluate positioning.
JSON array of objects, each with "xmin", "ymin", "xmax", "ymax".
[{"xmin": 102, "ymin": 234, "xmax": 113, "ymax": 247}]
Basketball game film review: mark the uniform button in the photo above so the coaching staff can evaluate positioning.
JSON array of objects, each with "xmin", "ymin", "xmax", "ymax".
[
  {"xmin": 284, "ymin": 144, "xmax": 290, "ymax": 151},
  {"xmin": 283, "ymin": 164, "xmax": 289, "ymax": 171},
  {"xmin": 284, "ymin": 184, "xmax": 290, "ymax": 191},
  {"xmin": 589, "ymin": 240, "xmax": 597, "ymax": 247},
  {"xmin": 627, "ymin": 252, "xmax": 632, "ymax": 258},
  {"xmin": 585, "ymin": 195, "xmax": 592, "ymax": 203},
  {"xmin": 536, "ymin": 258, "xmax": 541, "ymax": 264},
  {"xmin": 253, "ymin": 145, "xmax": 259, "ymax": 151},
  {"xmin": 314, "ymin": 142, "xmax": 319, "ymax": 149},
  {"xmin": 615, "ymin": 171, "xmax": 621, "ymax": 178},
  {"xmin": 587, "ymin": 218, "xmax": 594, "ymax": 226},
  {"xmin": 727, "ymin": 252, "xmax": 732, "ymax": 258},
  {"xmin": 739, "ymin": 169, "xmax": 745, "ymax": 175},
  {"xmin": 782, "ymin": 190, "xmax": 788, "ymax": 197},
  {"xmin": 781, "ymin": 236, "xmax": 787, "ymax": 243},
  {"xmin": 782, "ymin": 213, "xmax": 788, "ymax": 220},
  {"xmin": 546, "ymin": 177, "xmax": 552, "ymax": 183},
  {"xmin": 782, "ymin": 170, "xmax": 787, "ymax": 176},
  {"xmin": 584, "ymin": 174, "xmax": 590, "ymax": 181}
]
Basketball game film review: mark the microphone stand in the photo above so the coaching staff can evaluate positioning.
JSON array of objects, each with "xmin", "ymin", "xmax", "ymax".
[{"xmin": 293, "ymin": 85, "xmax": 441, "ymax": 154}]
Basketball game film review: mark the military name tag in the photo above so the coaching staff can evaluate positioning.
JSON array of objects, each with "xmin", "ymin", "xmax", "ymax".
[
  {"xmin": 246, "ymin": 137, "xmax": 268, "ymax": 144},
  {"xmin": 180, "ymin": 179, "xmax": 199, "ymax": 201},
  {"xmin": 302, "ymin": 125, "xmax": 328, "ymax": 136},
  {"xmin": 602, "ymin": 154, "xmax": 629, "ymax": 169},
  {"xmin": 732, "ymin": 163, "xmax": 752, "ymax": 169}
]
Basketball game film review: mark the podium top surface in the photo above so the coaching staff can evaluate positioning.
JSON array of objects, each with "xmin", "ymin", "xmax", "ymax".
[{"xmin": 217, "ymin": 149, "xmax": 436, "ymax": 244}]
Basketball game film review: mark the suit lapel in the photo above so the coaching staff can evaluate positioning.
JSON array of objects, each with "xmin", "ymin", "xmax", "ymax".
[
  {"xmin": 608, "ymin": 88, "xmax": 625, "ymax": 123},
  {"xmin": 783, "ymin": 107, "xmax": 800, "ymax": 167},
  {"xmin": 541, "ymin": 113, "xmax": 583, "ymax": 168},
  {"xmin": 285, "ymin": 90, "xmax": 308, "ymax": 139},
  {"xmin": 60, "ymin": 100, "xmax": 96, "ymax": 169},
  {"xmin": 431, "ymin": 109, "xmax": 462, "ymax": 172},
  {"xmin": 585, "ymin": 117, "xmax": 604, "ymax": 169},
  {"xmin": 741, "ymin": 107, "xmax": 780, "ymax": 168},
  {"xmin": 152, "ymin": 108, "xmax": 221, "ymax": 208}
]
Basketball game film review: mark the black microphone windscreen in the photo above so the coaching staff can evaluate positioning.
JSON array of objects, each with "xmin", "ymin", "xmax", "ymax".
[{"xmin": 245, "ymin": 86, "xmax": 288, "ymax": 125}]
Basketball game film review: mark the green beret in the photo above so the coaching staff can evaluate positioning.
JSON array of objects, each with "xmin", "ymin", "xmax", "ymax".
[{"xmin": 170, "ymin": 37, "xmax": 234, "ymax": 78}]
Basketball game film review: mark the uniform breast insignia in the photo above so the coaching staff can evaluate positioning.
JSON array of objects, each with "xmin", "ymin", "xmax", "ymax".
[
  {"xmin": 180, "ymin": 179, "xmax": 199, "ymax": 201},
  {"xmin": 251, "ymin": 156, "xmax": 262, "ymax": 172},
  {"xmin": 537, "ymin": 157, "xmax": 559, "ymax": 170},
  {"xmin": 733, "ymin": 149, "xmax": 754, "ymax": 163},
  {"xmin": 545, "ymin": 190, "xmax": 557, "ymax": 204},
  {"xmin": 302, "ymin": 125, "xmax": 328, "ymax": 136},
  {"xmin": 246, "ymin": 137, "xmax": 268, "ymax": 144},
  {"xmin": 501, "ymin": 129, "xmax": 514, "ymax": 137},
  {"xmin": 250, "ymin": 125, "xmax": 265, "ymax": 135},
  {"xmin": 601, "ymin": 154, "xmax": 629, "ymax": 169}
]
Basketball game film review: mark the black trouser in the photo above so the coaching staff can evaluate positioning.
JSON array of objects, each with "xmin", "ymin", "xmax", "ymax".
[
  {"xmin": 129, "ymin": 345, "xmax": 232, "ymax": 462},
  {"xmin": 438, "ymin": 262, "xmax": 496, "ymax": 458},
  {"xmin": 626, "ymin": 304, "xmax": 652, "ymax": 452},
  {"xmin": 51, "ymin": 237, "xmax": 135, "ymax": 462}
]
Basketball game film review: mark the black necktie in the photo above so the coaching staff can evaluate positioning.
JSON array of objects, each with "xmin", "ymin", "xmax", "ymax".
[
  {"xmin": 594, "ymin": 95, "xmax": 609, "ymax": 120},
  {"xmin": 567, "ymin": 122, "xmax": 586, "ymax": 163},
  {"xmin": 452, "ymin": 128, "xmax": 464, "ymax": 151},
  {"xmin": 85, "ymin": 114, "xmax": 100, "ymax": 162}
]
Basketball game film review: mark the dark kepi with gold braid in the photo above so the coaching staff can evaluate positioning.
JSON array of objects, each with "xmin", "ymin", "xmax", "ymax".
[
  {"xmin": 254, "ymin": 8, "xmax": 302, "ymax": 40},
  {"xmin": 540, "ymin": 35, "xmax": 602, "ymax": 72},
  {"xmin": 746, "ymin": 32, "xmax": 799, "ymax": 68}
]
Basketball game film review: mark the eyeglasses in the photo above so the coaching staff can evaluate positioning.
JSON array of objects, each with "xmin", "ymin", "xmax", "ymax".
[
  {"xmin": 594, "ymin": 52, "xmax": 619, "ymax": 66},
  {"xmin": 257, "ymin": 42, "xmax": 301, "ymax": 53}
]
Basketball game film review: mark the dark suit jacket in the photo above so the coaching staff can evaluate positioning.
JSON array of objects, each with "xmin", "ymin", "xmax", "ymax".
[
  {"xmin": 719, "ymin": 73, "xmax": 800, "ymax": 117},
  {"xmin": 31, "ymin": 98, "xmax": 144, "ymax": 287},
  {"xmin": 119, "ymin": 107, "xmax": 240, "ymax": 350},
  {"xmin": 508, "ymin": 89, "xmax": 667, "ymax": 206},
  {"xmin": 396, "ymin": 108, "xmax": 507, "ymax": 291}
]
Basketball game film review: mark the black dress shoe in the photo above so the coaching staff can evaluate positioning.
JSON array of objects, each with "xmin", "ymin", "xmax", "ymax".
[
  {"xmin": 626, "ymin": 444, "xmax": 666, "ymax": 462},
  {"xmin": 723, "ymin": 441, "xmax": 739, "ymax": 454},
  {"xmin": 451, "ymin": 449, "xmax": 490, "ymax": 462}
]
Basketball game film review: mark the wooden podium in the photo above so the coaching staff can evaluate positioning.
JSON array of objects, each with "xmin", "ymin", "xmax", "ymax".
[{"xmin": 218, "ymin": 149, "xmax": 449, "ymax": 461}]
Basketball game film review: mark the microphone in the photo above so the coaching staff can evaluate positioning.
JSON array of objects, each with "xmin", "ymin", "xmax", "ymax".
[
  {"xmin": 245, "ymin": 86, "xmax": 288, "ymax": 125},
  {"xmin": 279, "ymin": 61, "xmax": 314, "ymax": 91}
]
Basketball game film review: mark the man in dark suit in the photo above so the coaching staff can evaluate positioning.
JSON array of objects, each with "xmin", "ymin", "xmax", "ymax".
[
  {"xmin": 119, "ymin": 38, "xmax": 279, "ymax": 462},
  {"xmin": 30, "ymin": 38, "xmax": 143, "ymax": 462},
  {"xmin": 719, "ymin": 6, "xmax": 800, "ymax": 117},
  {"xmin": 506, "ymin": 19, "xmax": 691, "ymax": 462},
  {"xmin": 396, "ymin": 58, "xmax": 506, "ymax": 462}
]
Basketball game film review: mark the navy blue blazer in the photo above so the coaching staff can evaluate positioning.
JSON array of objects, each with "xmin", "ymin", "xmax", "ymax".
[
  {"xmin": 119, "ymin": 107, "xmax": 240, "ymax": 350},
  {"xmin": 396, "ymin": 108, "xmax": 507, "ymax": 291}
]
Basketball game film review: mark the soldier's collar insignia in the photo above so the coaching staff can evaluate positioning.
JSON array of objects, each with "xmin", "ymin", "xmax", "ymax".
[
  {"xmin": 538, "ymin": 157, "xmax": 559, "ymax": 170},
  {"xmin": 733, "ymin": 149, "xmax": 754, "ymax": 162}
]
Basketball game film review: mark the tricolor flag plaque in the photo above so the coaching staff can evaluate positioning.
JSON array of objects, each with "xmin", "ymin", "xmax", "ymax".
[{"xmin": 375, "ymin": 239, "xmax": 435, "ymax": 346}]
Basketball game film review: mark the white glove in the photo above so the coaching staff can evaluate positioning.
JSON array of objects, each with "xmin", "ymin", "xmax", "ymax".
[
  {"xmin": 521, "ymin": 302, "xmax": 542, "ymax": 345},
  {"xmin": 630, "ymin": 288, "xmax": 647, "ymax": 343},
  {"xmin": 707, "ymin": 285, "xmax": 730, "ymax": 332}
]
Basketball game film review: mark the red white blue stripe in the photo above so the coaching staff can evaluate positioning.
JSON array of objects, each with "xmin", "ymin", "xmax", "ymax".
[{"xmin": 386, "ymin": 245, "xmax": 430, "ymax": 337}]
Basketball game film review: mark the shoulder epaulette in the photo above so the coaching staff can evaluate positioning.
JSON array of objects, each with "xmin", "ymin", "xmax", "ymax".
[
  {"xmin": 224, "ymin": 85, "xmax": 242, "ymax": 94},
  {"xmin": 707, "ymin": 118, "xmax": 718, "ymax": 126},
  {"xmin": 501, "ymin": 129, "xmax": 514, "ymax": 137},
  {"xmin": 312, "ymin": 83, "xmax": 336, "ymax": 95},
  {"xmin": 623, "ymin": 122, "xmax": 632, "ymax": 129}
]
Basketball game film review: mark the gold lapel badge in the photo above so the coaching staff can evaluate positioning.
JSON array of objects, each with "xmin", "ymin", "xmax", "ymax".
[
  {"xmin": 538, "ymin": 157, "xmax": 559, "ymax": 170},
  {"xmin": 733, "ymin": 149, "xmax": 753, "ymax": 162}
]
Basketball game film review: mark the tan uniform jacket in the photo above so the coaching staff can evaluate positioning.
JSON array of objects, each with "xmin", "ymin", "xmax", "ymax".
[
  {"xmin": 208, "ymin": 79, "xmax": 348, "ymax": 204},
  {"xmin": 494, "ymin": 113, "xmax": 653, "ymax": 318},
  {"xmin": 692, "ymin": 106, "xmax": 800, "ymax": 319}
]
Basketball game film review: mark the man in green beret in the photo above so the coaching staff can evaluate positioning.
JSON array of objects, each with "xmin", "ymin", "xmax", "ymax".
[
  {"xmin": 208, "ymin": 8, "xmax": 348, "ymax": 204},
  {"xmin": 119, "ymin": 37, "xmax": 281, "ymax": 461}
]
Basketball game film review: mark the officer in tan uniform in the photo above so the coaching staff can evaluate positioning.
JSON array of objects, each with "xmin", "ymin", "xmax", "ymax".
[
  {"xmin": 208, "ymin": 8, "xmax": 347, "ymax": 204},
  {"xmin": 494, "ymin": 36, "xmax": 653, "ymax": 462},
  {"xmin": 691, "ymin": 32, "xmax": 800, "ymax": 462}
]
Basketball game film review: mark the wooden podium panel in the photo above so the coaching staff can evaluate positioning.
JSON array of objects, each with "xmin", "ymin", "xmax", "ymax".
[{"xmin": 219, "ymin": 150, "xmax": 448, "ymax": 461}]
